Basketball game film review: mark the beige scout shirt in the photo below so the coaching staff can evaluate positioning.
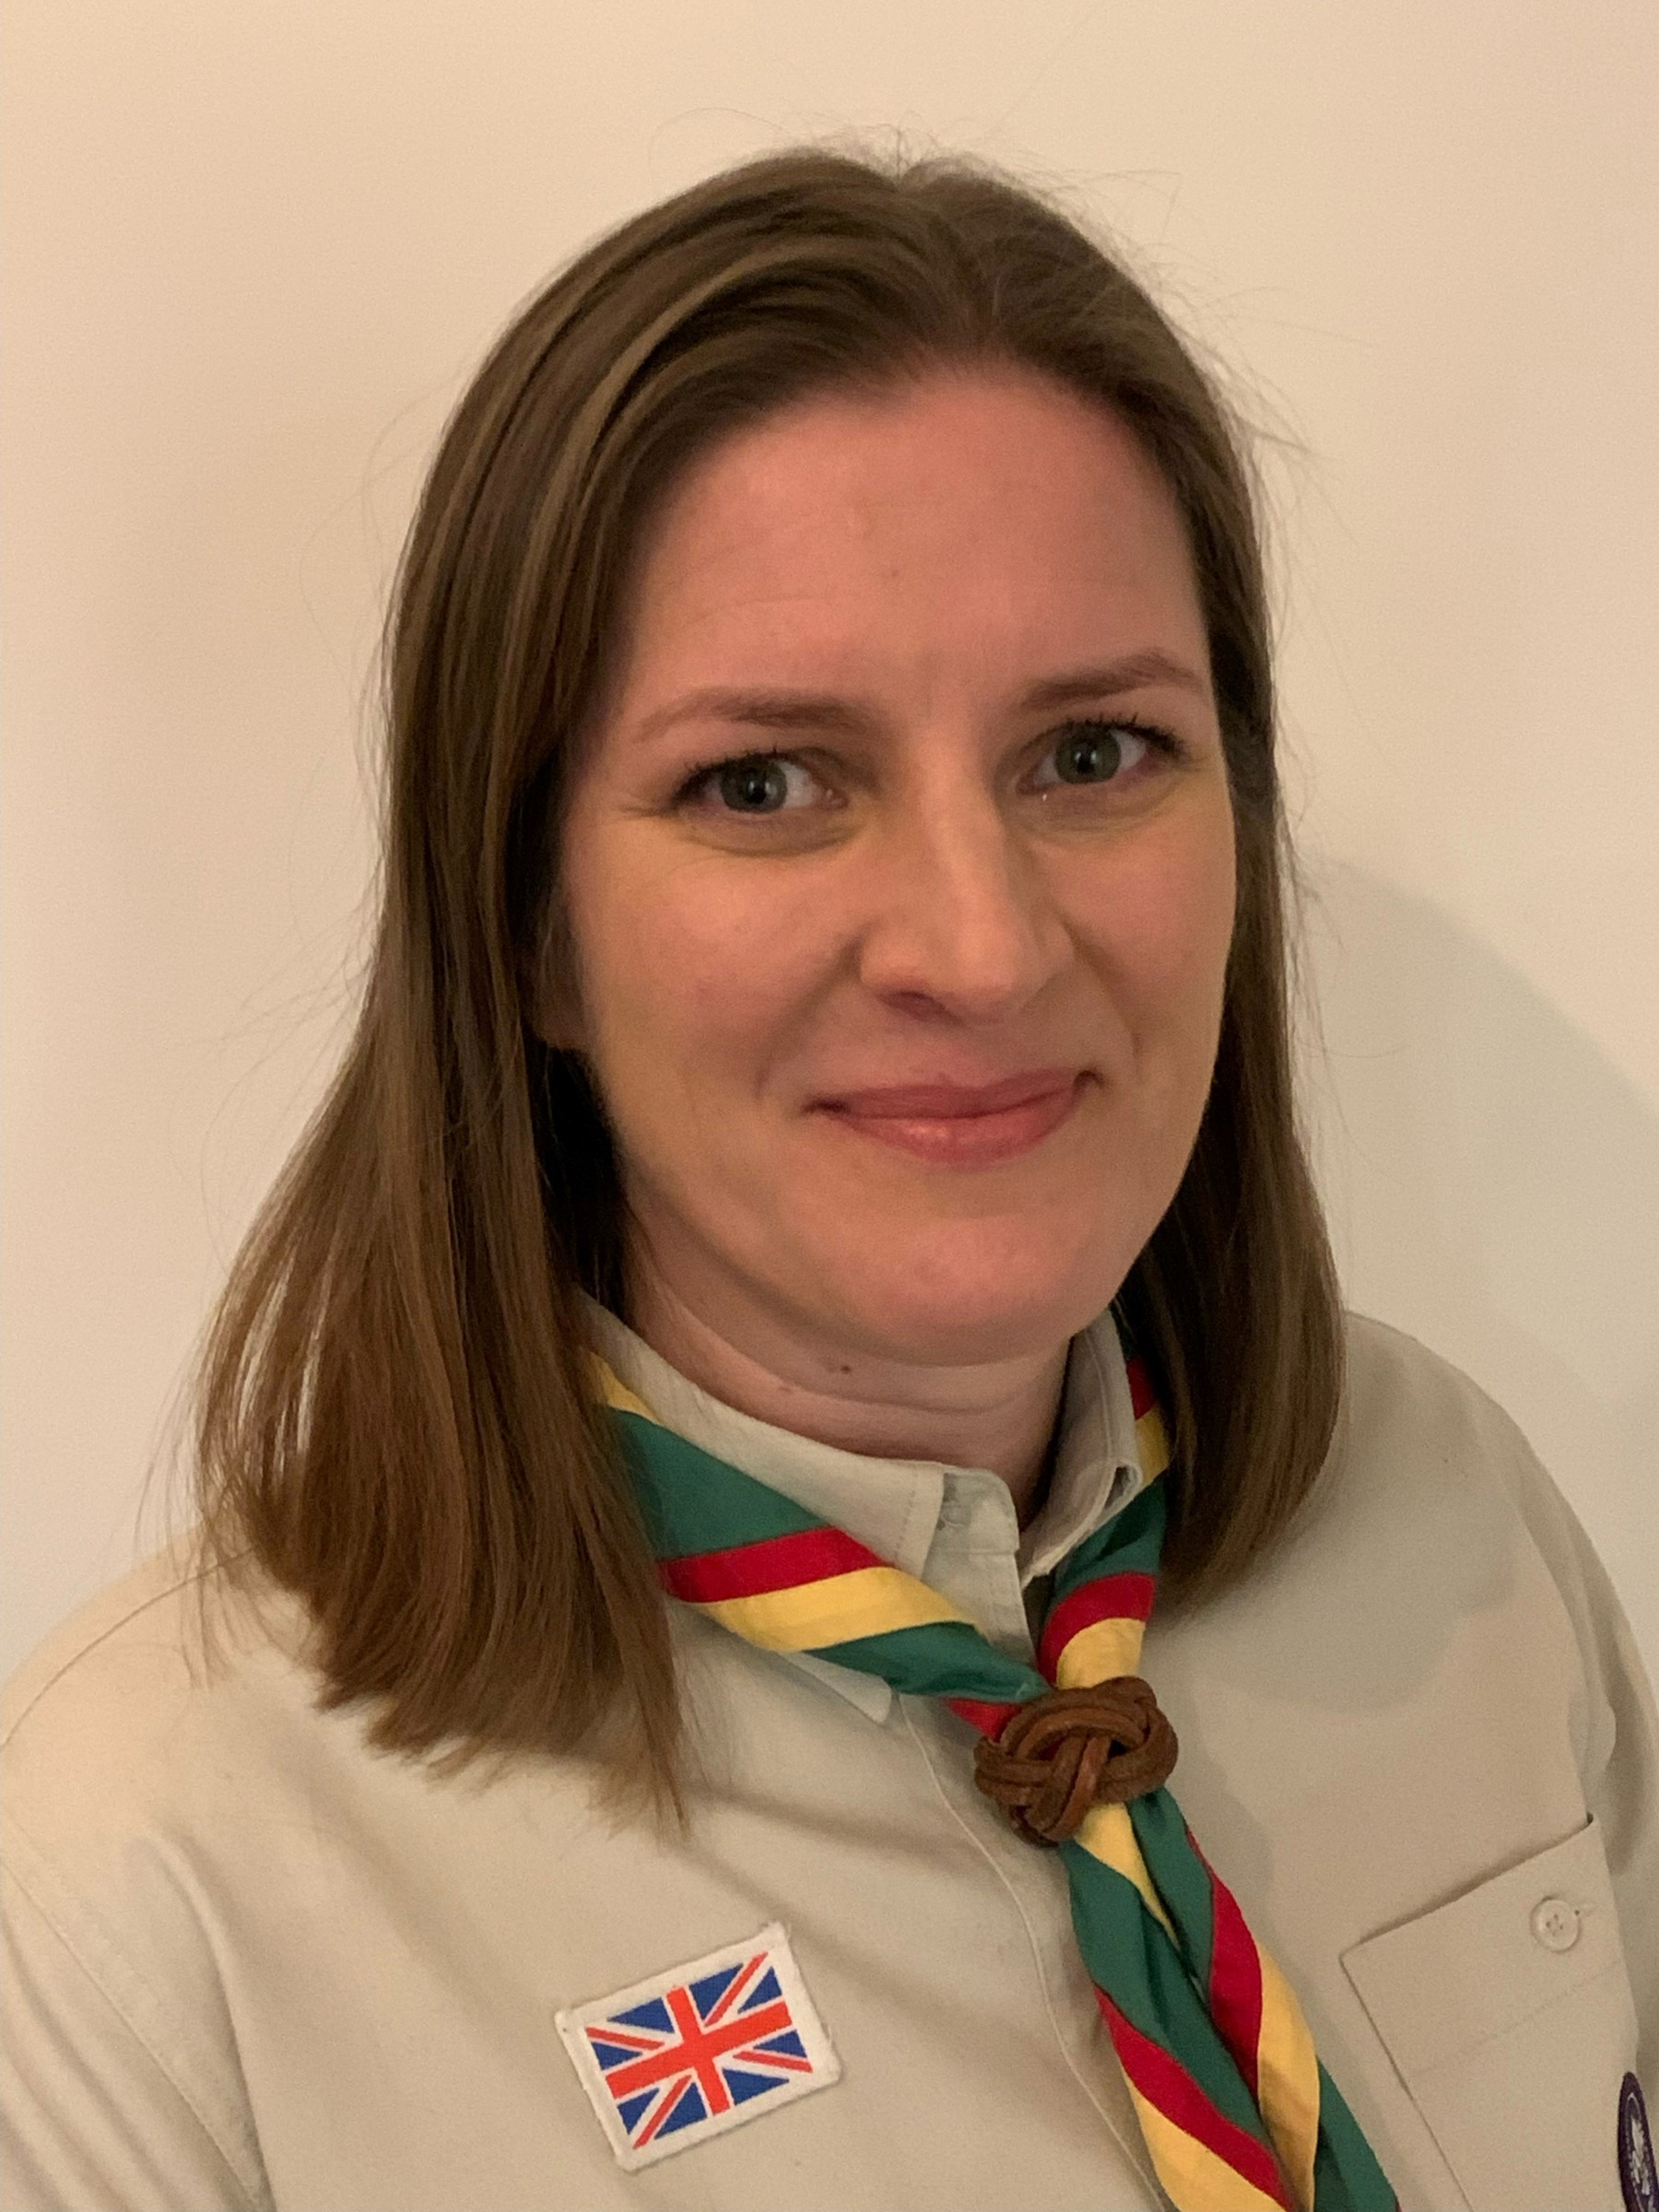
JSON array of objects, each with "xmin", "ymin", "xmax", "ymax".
[{"xmin": 3, "ymin": 1309, "xmax": 1655, "ymax": 2212}]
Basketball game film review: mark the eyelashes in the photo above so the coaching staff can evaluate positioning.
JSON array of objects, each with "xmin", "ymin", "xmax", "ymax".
[{"xmin": 673, "ymin": 714, "xmax": 1185, "ymax": 818}]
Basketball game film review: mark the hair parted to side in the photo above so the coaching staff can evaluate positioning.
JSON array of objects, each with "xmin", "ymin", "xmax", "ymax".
[{"xmin": 194, "ymin": 138, "xmax": 1342, "ymax": 1806}]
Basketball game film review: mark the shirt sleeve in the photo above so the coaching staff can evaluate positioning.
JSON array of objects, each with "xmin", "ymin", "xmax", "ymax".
[
  {"xmin": 1493, "ymin": 1430, "xmax": 1659, "ymax": 2096},
  {"xmin": 2, "ymin": 1853, "xmax": 270, "ymax": 2212}
]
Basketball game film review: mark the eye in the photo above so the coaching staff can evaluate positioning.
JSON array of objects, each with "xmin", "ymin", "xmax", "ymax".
[
  {"xmin": 679, "ymin": 750, "xmax": 829, "ymax": 816},
  {"xmin": 1030, "ymin": 717, "xmax": 1159, "ymax": 790}
]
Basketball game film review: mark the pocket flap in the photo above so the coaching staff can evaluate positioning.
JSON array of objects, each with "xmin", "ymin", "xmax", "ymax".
[
  {"xmin": 1344, "ymin": 1817, "xmax": 1625, "ymax": 2071},
  {"xmin": 1342, "ymin": 1818, "xmax": 1636, "ymax": 2208}
]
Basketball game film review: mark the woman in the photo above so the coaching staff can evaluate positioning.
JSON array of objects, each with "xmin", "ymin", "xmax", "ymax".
[{"xmin": 3, "ymin": 144, "xmax": 1653, "ymax": 2212}]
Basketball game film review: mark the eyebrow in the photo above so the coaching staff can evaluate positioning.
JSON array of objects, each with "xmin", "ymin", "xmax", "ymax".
[{"xmin": 631, "ymin": 649, "xmax": 1210, "ymax": 747}]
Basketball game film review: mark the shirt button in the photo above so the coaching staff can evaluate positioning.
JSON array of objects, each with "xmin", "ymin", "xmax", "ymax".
[{"xmin": 1530, "ymin": 1896, "xmax": 1581, "ymax": 1952}]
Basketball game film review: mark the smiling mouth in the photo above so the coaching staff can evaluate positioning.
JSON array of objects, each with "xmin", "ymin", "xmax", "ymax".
[{"xmin": 814, "ymin": 1074, "xmax": 1087, "ymax": 1166}]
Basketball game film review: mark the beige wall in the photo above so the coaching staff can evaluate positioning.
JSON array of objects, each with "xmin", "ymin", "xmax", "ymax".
[{"xmin": 4, "ymin": 1, "xmax": 1655, "ymax": 1684}]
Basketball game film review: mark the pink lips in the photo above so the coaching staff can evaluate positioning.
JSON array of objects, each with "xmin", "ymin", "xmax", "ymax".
[
  {"xmin": 822, "ymin": 1068, "xmax": 1080, "ymax": 1117},
  {"xmin": 814, "ymin": 1068, "xmax": 1086, "ymax": 1166}
]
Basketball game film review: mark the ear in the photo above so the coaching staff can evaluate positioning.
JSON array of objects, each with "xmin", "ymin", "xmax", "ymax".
[
  {"xmin": 522, "ymin": 962, "xmax": 588, "ymax": 1055},
  {"xmin": 518, "ymin": 900, "xmax": 589, "ymax": 1055}
]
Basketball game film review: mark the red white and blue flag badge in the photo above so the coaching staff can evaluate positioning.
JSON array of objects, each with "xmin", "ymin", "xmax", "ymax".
[{"xmin": 556, "ymin": 1923, "xmax": 841, "ymax": 2171}]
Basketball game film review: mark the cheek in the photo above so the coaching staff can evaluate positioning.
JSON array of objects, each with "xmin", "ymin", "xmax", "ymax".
[
  {"xmin": 1071, "ymin": 797, "xmax": 1237, "ymax": 1046},
  {"xmin": 565, "ymin": 831, "xmax": 830, "ymax": 1096}
]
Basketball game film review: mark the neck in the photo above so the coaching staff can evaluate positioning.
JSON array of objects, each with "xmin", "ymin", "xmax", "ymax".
[{"xmin": 621, "ymin": 1254, "xmax": 1071, "ymax": 1527}]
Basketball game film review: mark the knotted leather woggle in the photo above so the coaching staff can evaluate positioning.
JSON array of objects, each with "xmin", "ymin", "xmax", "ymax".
[{"xmin": 972, "ymin": 1677, "xmax": 1178, "ymax": 1845}]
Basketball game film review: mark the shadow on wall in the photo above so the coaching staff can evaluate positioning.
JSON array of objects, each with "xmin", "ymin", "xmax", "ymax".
[{"xmin": 1298, "ymin": 858, "xmax": 1659, "ymax": 1687}]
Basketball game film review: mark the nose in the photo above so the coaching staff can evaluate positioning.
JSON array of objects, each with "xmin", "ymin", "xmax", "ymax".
[{"xmin": 853, "ymin": 781, "xmax": 1075, "ymax": 1019}]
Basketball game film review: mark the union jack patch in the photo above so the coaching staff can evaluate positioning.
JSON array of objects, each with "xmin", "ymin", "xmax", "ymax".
[{"xmin": 555, "ymin": 1922, "xmax": 841, "ymax": 2170}]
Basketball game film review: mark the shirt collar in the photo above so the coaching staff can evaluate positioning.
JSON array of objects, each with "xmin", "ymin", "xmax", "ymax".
[{"xmin": 581, "ymin": 1293, "xmax": 1148, "ymax": 1722}]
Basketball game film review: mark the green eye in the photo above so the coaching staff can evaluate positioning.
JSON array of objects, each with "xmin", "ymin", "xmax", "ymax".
[
  {"xmin": 1032, "ymin": 718, "xmax": 1167, "ymax": 794},
  {"xmin": 1053, "ymin": 724, "xmax": 1124, "ymax": 782},
  {"xmin": 716, "ymin": 758, "xmax": 792, "ymax": 812}
]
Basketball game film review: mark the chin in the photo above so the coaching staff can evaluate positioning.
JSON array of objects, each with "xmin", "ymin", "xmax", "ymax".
[{"xmin": 806, "ymin": 1217, "xmax": 1141, "ymax": 1366}]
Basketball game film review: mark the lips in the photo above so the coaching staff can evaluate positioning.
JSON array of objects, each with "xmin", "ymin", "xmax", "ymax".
[
  {"xmin": 816, "ymin": 1068, "xmax": 1080, "ymax": 1119},
  {"xmin": 812, "ymin": 1070, "xmax": 1088, "ymax": 1166}
]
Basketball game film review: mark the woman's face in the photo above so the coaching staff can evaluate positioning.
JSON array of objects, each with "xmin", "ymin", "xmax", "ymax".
[{"xmin": 548, "ymin": 367, "xmax": 1237, "ymax": 1371}]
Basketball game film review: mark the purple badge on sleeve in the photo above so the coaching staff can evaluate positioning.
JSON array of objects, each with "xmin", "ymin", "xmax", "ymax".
[{"xmin": 1622, "ymin": 2073, "xmax": 1659, "ymax": 2212}]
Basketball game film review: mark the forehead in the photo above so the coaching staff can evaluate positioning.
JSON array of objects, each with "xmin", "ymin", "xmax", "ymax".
[{"xmin": 615, "ymin": 368, "xmax": 1206, "ymax": 687}]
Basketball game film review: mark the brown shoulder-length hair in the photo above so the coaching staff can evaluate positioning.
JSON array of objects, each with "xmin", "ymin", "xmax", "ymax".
[{"xmin": 194, "ymin": 139, "xmax": 1341, "ymax": 1800}]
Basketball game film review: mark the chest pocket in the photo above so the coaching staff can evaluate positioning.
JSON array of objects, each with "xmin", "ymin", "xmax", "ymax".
[{"xmin": 1341, "ymin": 1816, "xmax": 1638, "ymax": 2210}]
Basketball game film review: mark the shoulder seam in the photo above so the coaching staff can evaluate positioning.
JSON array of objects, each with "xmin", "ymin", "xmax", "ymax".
[{"xmin": 2, "ymin": 1552, "xmax": 212, "ymax": 1752}]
